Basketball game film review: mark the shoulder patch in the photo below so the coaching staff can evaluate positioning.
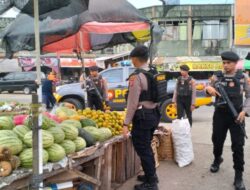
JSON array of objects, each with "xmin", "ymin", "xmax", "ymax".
[{"xmin": 129, "ymin": 75, "xmax": 137, "ymax": 87}]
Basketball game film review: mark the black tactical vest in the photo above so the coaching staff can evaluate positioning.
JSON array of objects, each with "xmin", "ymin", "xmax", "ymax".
[
  {"xmin": 177, "ymin": 76, "xmax": 193, "ymax": 96},
  {"xmin": 86, "ymin": 75, "xmax": 103, "ymax": 96},
  {"xmin": 215, "ymin": 70, "xmax": 244, "ymax": 110},
  {"xmin": 126, "ymin": 68, "xmax": 167, "ymax": 103}
]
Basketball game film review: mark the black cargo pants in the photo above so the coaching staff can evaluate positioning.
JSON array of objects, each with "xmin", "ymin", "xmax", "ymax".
[
  {"xmin": 131, "ymin": 108, "xmax": 161, "ymax": 182},
  {"xmin": 87, "ymin": 93, "xmax": 103, "ymax": 111},
  {"xmin": 177, "ymin": 95, "xmax": 192, "ymax": 126},
  {"xmin": 212, "ymin": 109, "xmax": 245, "ymax": 172}
]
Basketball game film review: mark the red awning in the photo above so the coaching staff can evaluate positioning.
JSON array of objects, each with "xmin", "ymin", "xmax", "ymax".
[{"xmin": 43, "ymin": 21, "xmax": 150, "ymax": 53}]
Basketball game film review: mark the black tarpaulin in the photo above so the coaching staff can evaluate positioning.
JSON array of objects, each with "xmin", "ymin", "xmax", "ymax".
[{"xmin": 1, "ymin": 0, "xmax": 149, "ymax": 58}]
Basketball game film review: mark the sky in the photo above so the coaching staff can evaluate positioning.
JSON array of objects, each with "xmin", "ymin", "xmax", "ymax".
[{"xmin": 127, "ymin": 0, "xmax": 234, "ymax": 8}]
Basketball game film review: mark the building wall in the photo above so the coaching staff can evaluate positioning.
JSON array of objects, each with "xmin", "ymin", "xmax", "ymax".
[{"xmin": 140, "ymin": 4, "xmax": 234, "ymax": 57}]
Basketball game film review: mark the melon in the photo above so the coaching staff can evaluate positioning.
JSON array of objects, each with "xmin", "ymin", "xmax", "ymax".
[
  {"xmin": 80, "ymin": 118, "xmax": 97, "ymax": 128},
  {"xmin": 59, "ymin": 123, "xmax": 78, "ymax": 140},
  {"xmin": 13, "ymin": 125, "xmax": 30, "ymax": 140},
  {"xmin": 19, "ymin": 148, "xmax": 49, "ymax": 168},
  {"xmin": 73, "ymin": 137, "xmax": 86, "ymax": 152},
  {"xmin": 60, "ymin": 140, "xmax": 76, "ymax": 155},
  {"xmin": 46, "ymin": 144, "xmax": 66, "ymax": 162},
  {"xmin": 0, "ymin": 130, "xmax": 23, "ymax": 155},
  {"xmin": 84, "ymin": 126, "xmax": 102, "ymax": 141},
  {"xmin": 47, "ymin": 126, "xmax": 65, "ymax": 143},
  {"xmin": 0, "ymin": 116, "xmax": 14, "ymax": 130},
  {"xmin": 23, "ymin": 130, "xmax": 54, "ymax": 148},
  {"xmin": 61, "ymin": 119, "xmax": 82, "ymax": 129}
]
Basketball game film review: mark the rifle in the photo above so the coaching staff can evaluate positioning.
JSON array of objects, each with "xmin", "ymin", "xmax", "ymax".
[
  {"xmin": 87, "ymin": 78, "xmax": 104, "ymax": 102},
  {"xmin": 86, "ymin": 78, "xmax": 110, "ymax": 111},
  {"xmin": 215, "ymin": 82, "xmax": 248, "ymax": 139}
]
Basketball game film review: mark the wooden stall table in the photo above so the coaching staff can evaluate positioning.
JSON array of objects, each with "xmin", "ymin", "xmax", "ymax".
[{"xmin": 0, "ymin": 144, "xmax": 105, "ymax": 190}]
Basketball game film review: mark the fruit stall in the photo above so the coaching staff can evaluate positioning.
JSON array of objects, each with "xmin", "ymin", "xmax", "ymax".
[{"xmin": 0, "ymin": 103, "xmax": 142, "ymax": 190}]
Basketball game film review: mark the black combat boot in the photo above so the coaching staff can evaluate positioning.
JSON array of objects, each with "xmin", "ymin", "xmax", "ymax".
[
  {"xmin": 210, "ymin": 157, "xmax": 223, "ymax": 173},
  {"xmin": 234, "ymin": 171, "xmax": 246, "ymax": 190},
  {"xmin": 134, "ymin": 176, "xmax": 159, "ymax": 190},
  {"xmin": 134, "ymin": 182, "xmax": 158, "ymax": 190},
  {"xmin": 137, "ymin": 174, "xmax": 159, "ymax": 183}
]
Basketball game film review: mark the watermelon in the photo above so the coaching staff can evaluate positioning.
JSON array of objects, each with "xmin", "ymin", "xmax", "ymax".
[
  {"xmin": 80, "ymin": 118, "xmax": 97, "ymax": 128},
  {"xmin": 13, "ymin": 125, "xmax": 30, "ymax": 140},
  {"xmin": 47, "ymin": 126, "xmax": 65, "ymax": 143},
  {"xmin": 43, "ymin": 112, "xmax": 62, "ymax": 123},
  {"xmin": 13, "ymin": 115, "xmax": 28, "ymax": 126},
  {"xmin": 84, "ymin": 126, "xmax": 102, "ymax": 141},
  {"xmin": 24, "ymin": 115, "xmax": 57, "ymax": 130},
  {"xmin": 59, "ymin": 123, "xmax": 78, "ymax": 140},
  {"xmin": 60, "ymin": 140, "xmax": 76, "ymax": 155},
  {"xmin": 78, "ymin": 128, "xmax": 96, "ymax": 147},
  {"xmin": 55, "ymin": 107, "xmax": 78, "ymax": 119},
  {"xmin": 62, "ymin": 120, "xmax": 82, "ymax": 129},
  {"xmin": 73, "ymin": 137, "xmax": 86, "ymax": 152},
  {"xmin": 46, "ymin": 144, "xmax": 66, "ymax": 162},
  {"xmin": 0, "ymin": 129, "xmax": 18, "ymax": 138},
  {"xmin": 0, "ymin": 116, "xmax": 14, "ymax": 130},
  {"xmin": 98, "ymin": 127, "xmax": 112, "ymax": 142},
  {"xmin": 19, "ymin": 148, "xmax": 49, "ymax": 168},
  {"xmin": 23, "ymin": 130, "xmax": 54, "ymax": 148},
  {"xmin": 0, "ymin": 130, "xmax": 23, "ymax": 155}
]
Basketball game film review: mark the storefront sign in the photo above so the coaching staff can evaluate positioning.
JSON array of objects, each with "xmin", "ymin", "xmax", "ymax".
[
  {"xmin": 18, "ymin": 57, "xmax": 59, "ymax": 72},
  {"xmin": 235, "ymin": 0, "xmax": 250, "ymax": 46}
]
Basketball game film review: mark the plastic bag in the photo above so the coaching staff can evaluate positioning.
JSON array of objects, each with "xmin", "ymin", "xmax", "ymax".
[{"xmin": 172, "ymin": 118, "xmax": 194, "ymax": 167}]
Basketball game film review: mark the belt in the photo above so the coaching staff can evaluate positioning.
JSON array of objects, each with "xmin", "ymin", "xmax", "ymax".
[{"xmin": 137, "ymin": 106, "xmax": 157, "ymax": 113}]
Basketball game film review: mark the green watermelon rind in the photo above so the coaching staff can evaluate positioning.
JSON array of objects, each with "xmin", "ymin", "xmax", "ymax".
[
  {"xmin": 46, "ymin": 144, "xmax": 66, "ymax": 162},
  {"xmin": 19, "ymin": 148, "xmax": 49, "ymax": 168},
  {"xmin": 61, "ymin": 119, "xmax": 82, "ymax": 129},
  {"xmin": 0, "ymin": 130, "xmax": 23, "ymax": 155},
  {"xmin": 73, "ymin": 137, "xmax": 86, "ymax": 152},
  {"xmin": 23, "ymin": 130, "xmax": 54, "ymax": 148},
  {"xmin": 60, "ymin": 140, "xmax": 76, "ymax": 155},
  {"xmin": 47, "ymin": 126, "xmax": 65, "ymax": 144},
  {"xmin": 0, "ymin": 116, "xmax": 14, "ymax": 130},
  {"xmin": 59, "ymin": 123, "xmax": 79, "ymax": 140}
]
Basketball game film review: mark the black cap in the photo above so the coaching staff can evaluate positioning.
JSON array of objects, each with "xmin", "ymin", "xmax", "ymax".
[
  {"xmin": 245, "ymin": 52, "xmax": 250, "ymax": 60},
  {"xmin": 180, "ymin": 64, "xmax": 190, "ymax": 71},
  {"xmin": 130, "ymin": 45, "xmax": 149, "ymax": 60},
  {"xmin": 89, "ymin": 66, "xmax": 99, "ymax": 71},
  {"xmin": 221, "ymin": 51, "xmax": 240, "ymax": 62}
]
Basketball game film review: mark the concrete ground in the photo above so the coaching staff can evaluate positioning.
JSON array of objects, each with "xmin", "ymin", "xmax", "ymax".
[{"xmin": 118, "ymin": 106, "xmax": 250, "ymax": 190}]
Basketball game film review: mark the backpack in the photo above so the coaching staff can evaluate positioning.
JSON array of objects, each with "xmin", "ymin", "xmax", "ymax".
[{"xmin": 129, "ymin": 66, "xmax": 167, "ymax": 103}]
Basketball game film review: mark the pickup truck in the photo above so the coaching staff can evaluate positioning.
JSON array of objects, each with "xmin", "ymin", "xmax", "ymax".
[{"xmin": 54, "ymin": 67, "xmax": 212, "ymax": 122}]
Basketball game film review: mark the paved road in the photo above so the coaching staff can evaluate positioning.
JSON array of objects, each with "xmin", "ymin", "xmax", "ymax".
[
  {"xmin": 118, "ymin": 106, "xmax": 250, "ymax": 190},
  {"xmin": 0, "ymin": 93, "xmax": 32, "ymax": 104}
]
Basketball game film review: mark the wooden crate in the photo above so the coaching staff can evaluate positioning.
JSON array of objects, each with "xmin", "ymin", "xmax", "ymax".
[
  {"xmin": 156, "ymin": 131, "xmax": 174, "ymax": 161},
  {"xmin": 111, "ymin": 138, "xmax": 141, "ymax": 185}
]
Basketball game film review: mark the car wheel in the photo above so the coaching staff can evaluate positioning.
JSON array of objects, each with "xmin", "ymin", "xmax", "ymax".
[
  {"xmin": 63, "ymin": 98, "xmax": 84, "ymax": 110},
  {"xmin": 161, "ymin": 99, "xmax": 177, "ymax": 122},
  {"xmin": 8, "ymin": 90, "xmax": 14, "ymax": 93},
  {"xmin": 0, "ymin": 88, "xmax": 2, "ymax": 94},
  {"xmin": 23, "ymin": 87, "xmax": 31, "ymax": 94}
]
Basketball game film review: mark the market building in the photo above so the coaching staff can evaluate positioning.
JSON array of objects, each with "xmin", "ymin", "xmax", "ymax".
[{"xmin": 141, "ymin": 4, "xmax": 234, "ymax": 57}]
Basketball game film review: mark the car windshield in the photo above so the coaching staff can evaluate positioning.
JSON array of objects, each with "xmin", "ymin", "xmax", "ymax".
[{"xmin": 101, "ymin": 68, "xmax": 123, "ymax": 83}]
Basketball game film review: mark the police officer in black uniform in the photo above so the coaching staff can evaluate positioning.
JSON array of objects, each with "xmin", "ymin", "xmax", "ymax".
[
  {"xmin": 123, "ymin": 45, "xmax": 161, "ymax": 190},
  {"xmin": 172, "ymin": 65, "xmax": 196, "ymax": 126},
  {"xmin": 85, "ymin": 66, "xmax": 108, "ymax": 111},
  {"xmin": 206, "ymin": 51, "xmax": 250, "ymax": 190}
]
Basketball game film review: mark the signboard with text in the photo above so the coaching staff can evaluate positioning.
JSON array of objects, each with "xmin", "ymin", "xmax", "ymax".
[{"xmin": 235, "ymin": 0, "xmax": 250, "ymax": 46}]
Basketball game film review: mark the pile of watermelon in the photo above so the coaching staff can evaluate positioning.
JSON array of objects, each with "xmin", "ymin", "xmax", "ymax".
[{"xmin": 0, "ymin": 107, "xmax": 113, "ymax": 170}]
